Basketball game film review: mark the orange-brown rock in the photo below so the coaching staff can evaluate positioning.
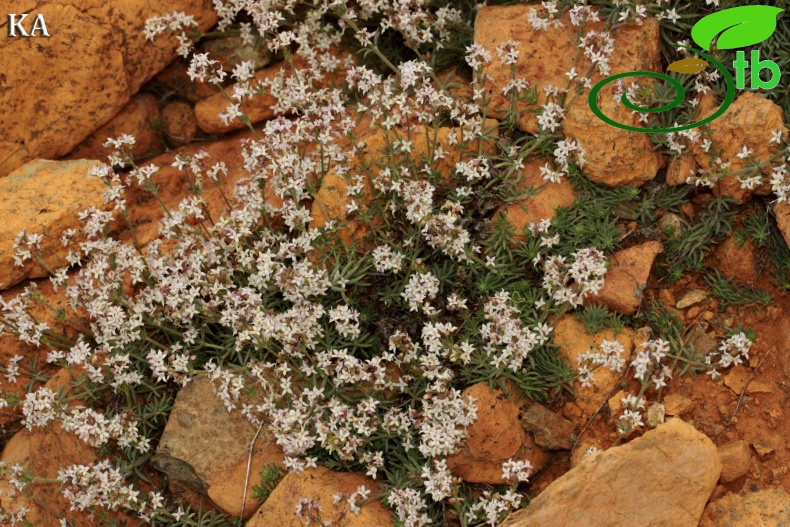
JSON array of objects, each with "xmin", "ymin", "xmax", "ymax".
[
  {"xmin": 153, "ymin": 376, "xmax": 284, "ymax": 518},
  {"xmin": 553, "ymin": 316, "xmax": 635, "ymax": 417},
  {"xmin": 245, "ymin": 466, "xmax": 392, "ymax": 527},
  {"xmin": 717, "ymin": 440, "xmax": 751, "ymax": 483},
  {"xmin": 495, "ymin": 158, "xmax": 577, "ymax": 239},
  {"xmin": 775, "ymin": 201, "xmax": 790, "ymax": 249},
  {"xmin": 447, "ymin": 382, "xmax": 549, "ymax": 484},
  {"xmin": 666, "ymin": 92, "xmax": 787, "ymax": 203},
  {"xmin": 0, "ymin": 159, "xmax": 109, "ymax": 290},
  {"xmin": 699, "ymin": 488, "xmax": 790, "ymax": 527},
  {"xmin": 68, "ymin": 93, "xmax": 164, "ymax": 162},
  {"xmin": 594, "ymin": 240, "xmax": 663, "ymax": 315},
  {"xmin": 520, "ymin": 403, "xmax": 577, "ymax": 451},
  {"xmin": 501, "ymin": 419, "xmax": 720, "ymax": 527},
  {"xmin": 0, "ymin": 424, "xmax": 134, "ymax": 526},
  {"xmin": 713, "ymin": 236, "xmax": 757, "ymax": 284},
  {"xmin": 662, "ymin": 393, "xmax": 694, "ymax": 416},
  {"xmin": 475, "ymin": 6, "xmax": 665, "ymax": 186},
  {"xmin": 0, "ymin": 1, "xmax": 217, "ymax": 177},
  {"xmin": 162, "ymin": 100, "xmax": 198, "ymax": 145}
]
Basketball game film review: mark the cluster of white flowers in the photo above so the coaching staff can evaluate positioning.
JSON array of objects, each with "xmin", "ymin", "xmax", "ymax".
[
  {"xmin": 147, "ymin": 347, "xmax": 194, "ymax": 385},
  {"xmin": 631, "ymin": 338, "xmax": 672, "ymax": 389},
  {"xmin": 328, "ymin": 304, "xmax": 361, "ymax": 339},
  {"xmin": 418, "ymin": 390, "xmax": 478, "ymax": 457},
  {"xmin": 617, "ymin": 393, "xmax": 646, "ymax": 434},
  {"xmin": 705, "ymin": 332, "xmax": 753, "ymax": 380},
  {"xmin": 580, "ymin": 30, "xmax": 616, "ymax": 76},
  {"xmin": 12, "ymin": 230, "xmax": 43, "ymax": 269},
  {"xmin": 577, "ymin": 339, "xmax": 626, "ymax": 388},
  {"xmin": 57, "ymin": 460, "xmax": 140, "ymax": 512},
  {"xmin": 21, "ymin": 386, "xmax": 58, "ymax": 428},
  {"xmin": 402, "ymin": 271, "xmax": 441, "ymax": 314},
  {"xmin": 501, "ymin": 458, "xmax": 533, "ymax": 483},
  {"xmin": 388, "ymin": 487, "xmax": 431, "ymax": 527},
  {"xmin": 770, "ymin": 162, "xmax": 790, "ymax": 201},
  {"xmin": 61, "ymin": 406, "xmax": 150, "ymax": 453},
  {"xmin": 528, "ymin": 1, "xmax": 563, "ymax": 31},
  {"xmin": 540, "ymin": 247, "xmax": 608, "ymax": 307},
  {"xmin": 143, "ymin": 11, "xmax": 198, "ymax": 56},
  {"xmin": 421, "ymin": 459, "xmax": 455, "ymax": 501},
  {"xmin": 372, "ymin": 245, "xmax": 406, "ymax": 273},
  {"xmin": 465, "ymin": 489, "xmax": 524, "ymax": 526},
  {"xmin": 481, "ymin": 291, "xmax": 552, "ymax": 371},
  {"xmin": 538, "ymin": 102, "xmax": 565, "ymax": 133}
]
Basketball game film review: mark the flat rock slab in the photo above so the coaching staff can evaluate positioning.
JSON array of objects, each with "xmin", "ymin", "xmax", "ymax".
[
  {"xmin": 501, "ymin": 419, "xmax": 720, "ymax": 527},
  {"xmin": 153, "ymin": 376, "xmax": 283, "ymax": 518}
]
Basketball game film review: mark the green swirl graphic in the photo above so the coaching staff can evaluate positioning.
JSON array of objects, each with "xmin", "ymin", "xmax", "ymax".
[{"xmin": 588, "ymin": 47, "xmax": 736, "ymax": 134}]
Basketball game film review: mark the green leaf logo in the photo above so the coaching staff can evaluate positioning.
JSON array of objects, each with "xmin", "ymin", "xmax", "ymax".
[{"xmin": 691, "ymin": 6, "xmax": 783, "ymax": 51}]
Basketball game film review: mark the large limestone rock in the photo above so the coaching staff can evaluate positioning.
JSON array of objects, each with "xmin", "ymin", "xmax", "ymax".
[
  {"xmin": 699, "ymin": 488, "xmax": 790, "ymax": 527},
  {"xmin": 553, "ymin": 316, "xmax": 635, "ymax": 416},
  {"xmin": 501, "ymin": 419, "xmax": 720, "ymax": 527},
  {"xmin": 0, "ymin": 0, "xmax": 217, "ymax": 177},
  {"xmin": 475, "ymin": 6, "xmax": 665, "ymax": 186},
  {"xmin": 153, "ymin": 376, "xmax": 284, "ymax": 518},
  {"xmin": 666, "ymin": 92, "xmax": 787, "ymax": 203},
  {"xmin": 0, "ymin": 159, "xmax": 108, "ymax": 290},
  {"xmin": 594, "ymin": 241, "xmax": 663, "ymax": 315},
  {"xmin": 446, "ymin": 382, "xmax": 549, "ymax": 484},
  {"xmin": 245, "ymin": 466, "xmax": 393, "ymax": 527}
]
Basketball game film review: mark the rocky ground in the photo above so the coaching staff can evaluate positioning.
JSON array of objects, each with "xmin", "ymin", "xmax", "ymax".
[{"xmin": 1, "ymin": 1, "xmax": 790, "ymax": 527}]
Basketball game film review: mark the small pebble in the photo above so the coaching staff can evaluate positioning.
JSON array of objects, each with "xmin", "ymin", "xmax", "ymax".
[{"xmin": 676, "ymin": 289, "xmax": 707, "ymax": 309}]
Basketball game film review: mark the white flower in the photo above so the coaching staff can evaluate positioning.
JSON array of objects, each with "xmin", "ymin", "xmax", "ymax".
[{"xmin": 736, "ymin": 146, "xmax": 753, "ymax": 160}]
